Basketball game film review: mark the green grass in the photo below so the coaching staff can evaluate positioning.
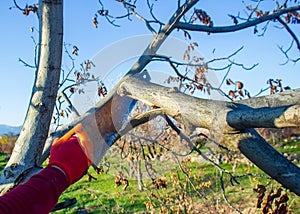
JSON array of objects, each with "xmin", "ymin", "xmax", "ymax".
[
  {"xmin": 275, "ymin": 139, "xmax": 300, "ymax": 154},
  {"xmin": 0, "ymin": 138, "xmax": 300, "ymax": 213},
  {"xmin": 55, "ymin": 172, "xmax": 149, "ymax": 213},
  {"xmin": 0, "ymin": 153, "xmax": 8, "ymax": 172},
  {"xmin": 51, "ymin": 159, "xmax": 300, "ymax": 213}
]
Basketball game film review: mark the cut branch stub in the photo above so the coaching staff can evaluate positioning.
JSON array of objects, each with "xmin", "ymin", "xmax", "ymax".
[{"xmin": 117, "ymin": 76, "xmax": 232, "ymax": 133}]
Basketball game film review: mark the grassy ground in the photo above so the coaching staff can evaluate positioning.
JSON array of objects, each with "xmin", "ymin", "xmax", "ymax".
[
  {"xmin": 0, "ymin": 153, "xmax": 8, "ymax": 172},
  {"xmin": 55, "ymin": 173, "xmax": 148, "ymax": 213},
  {"xmin": 52, "ymin": 159, "xmax": 300, "ymax": 213},
  {"xmin": 0, "ymin": 139, "xmax": 300, "ymax": 213}
]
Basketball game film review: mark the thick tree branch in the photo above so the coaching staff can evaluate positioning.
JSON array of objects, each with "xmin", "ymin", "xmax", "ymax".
[
  {"xmin": 227, "ymin": 104, "xmax": 300, "ymax": 129},
  {"xmin": 117, "ymin": 76, "xmax": 230, "ymax": 132},
  {"xmin": 117, "ymin": 77, "xmax": 300, "ymax": 196},
  {"xmin": 118, "ymin": 77, "xmax": 300, "ymax": 131},
  {"xmin": 237, "ymin": 129, "xmax": 300, "ymax": 196},
  {"xmin": 175, "ymin": 5, "xmax": 300, "ymax": 33}
]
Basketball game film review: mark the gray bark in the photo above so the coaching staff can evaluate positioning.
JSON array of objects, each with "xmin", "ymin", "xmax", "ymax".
[
  {"xmin": 227, "ymin": 105, "xmax": 300, "ymax": 129},
  {"xmin": 0, "ymin": 0, "xmax": 63, "ymax": 194}
]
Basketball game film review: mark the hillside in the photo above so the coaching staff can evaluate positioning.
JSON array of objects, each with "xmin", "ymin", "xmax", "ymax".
[{"xmin": 0, "ymin": 124, "xmax": 21, "ymax": 136}]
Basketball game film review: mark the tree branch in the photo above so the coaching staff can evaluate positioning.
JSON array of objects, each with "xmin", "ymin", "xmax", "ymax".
[
  {"xmin": 164, "ymin": 114, "xmax": 238, "ymax": 181},
  {"xmin": 118, "ymin": 76, "xmax": 231, "ymax": 131},
  {"xmin": 220, "ymin": 171, "xmax": 242, "ymax": 214},
  {"xmin": 175, "ymin": 5, "xmax": 300, "ymax": 33},
  {"xmin": 126, "ymin": 0, "xmax": 199, "ymax": 77},
  {"xmin": 236, "ymin": 129, "xmax": 300, "ymax": 196},
  {"xmin": 118, "ymin": 77, "xmax": 300, "ymax": 132},
  {"xmin": 117, "ymin": 77, "xmax": 300, "ymax": 196},
  {"xmin": 12, "ymin": 0, "xmax": 25, "ymax": 11},
  {"xmin": 277, "ymin": 17, "xmax": 300, "ymax": 50},
  {"xmin": 126, "ymin": 6, "xmax": 158, "ymax": 36},
  {"xmin": 277, "ymin": 40, "xmax": 300, "ymax": 65},
  {"xmin": 227, "ymin": 104, "xmax": 300, "ymax": 129}
]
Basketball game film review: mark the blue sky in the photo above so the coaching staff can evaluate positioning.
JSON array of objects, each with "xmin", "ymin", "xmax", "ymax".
[{"xmin": 0, "ymin": 0, "xmax": 299, "ymax": 126}]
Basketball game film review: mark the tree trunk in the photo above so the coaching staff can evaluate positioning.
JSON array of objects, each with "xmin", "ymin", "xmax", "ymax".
[{"xmin": 0, "ymin": 0, "xmax": 63, "ymax": 195}]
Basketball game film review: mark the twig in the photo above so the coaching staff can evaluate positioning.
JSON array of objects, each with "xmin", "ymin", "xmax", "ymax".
[
  {"xmin": 164, "ymin": 115, "xmax": 240, "ymax": 185},
  {"xmin": 58, "ymin": 91, "xmax": 80, "ymax": 117},
  {"xmin": 146, "ymin": 0, "xmax": 164, "ymax": 32},
  {"xmin": 277, "ymin": 17, "xmax": 300, "ymax": 50},
  {"xmin": 152, "ymin": 55, "xmax": 233, "ymax": 100},
  {"xmin": 18, "ymin": 58, "xmax": 36, "ymax": 69},
  {"xmin": 233, "ymin": 172, "xmax": 271, "ymax": 180},
  {"xmin": 127, "ymin": 132, "xmax": 193, "ymax": 157},
  {"xmin": 190, "ymin": 132, "xmax": 230, "ymax": 151},
  {"xmin": 96, "ymin": 0, "xmax": 134, "ymax": 27},
  {"xmin": 128, "ymin": 8, "xmax": 158, "ymax": 35},
  {"xmin": 247, "ymin": 0, "xmax": 263, "ymax": 21},
  {"xmin": 220, "ymin": 172, "xmax": 242, "ymax": 214},
  {"xmin": 172, "ymin": 153, "xmax": 207, "ymax": 199},
  {"xmin": 12, "ymin": 0, "xmax": 25, "ymax": 11},
  {"xmin": 218, "ymin": 64, "xmax": 232, "ymax": 89}
]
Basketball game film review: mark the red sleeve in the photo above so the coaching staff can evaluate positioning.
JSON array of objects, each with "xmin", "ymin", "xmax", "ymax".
[{"xmin": 0, "ymin": 166, "xmax": 69, "ymax": 214}]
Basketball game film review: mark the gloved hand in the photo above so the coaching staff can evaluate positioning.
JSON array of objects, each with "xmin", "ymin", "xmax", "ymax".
[{"xmin": 48, "ymin": 136, "xmax": 90, "ymax": 185}]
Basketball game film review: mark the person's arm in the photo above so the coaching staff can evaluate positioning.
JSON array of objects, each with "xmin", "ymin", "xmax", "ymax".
[
  {"xmin": 0, "ymin": 136, "xmax": 89, "ymax": 214},
  {"xmin": 0, "ymin": 166, "xmax": 68, "ymax": 214}
]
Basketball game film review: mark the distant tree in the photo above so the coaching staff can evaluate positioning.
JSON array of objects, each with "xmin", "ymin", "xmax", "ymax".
[{"xmin": 0, "ymin": 134, "xmax": 18, "ymax": 154}]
